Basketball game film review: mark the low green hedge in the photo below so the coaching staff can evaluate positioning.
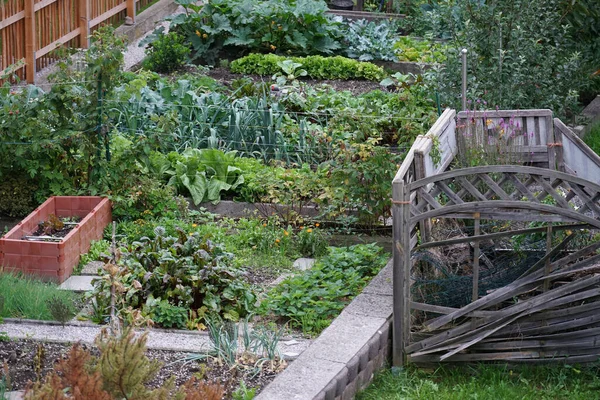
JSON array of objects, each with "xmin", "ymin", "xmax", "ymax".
[{"xmin": 230, "ymin": 53, "xmax": 386, "ymax": 82}]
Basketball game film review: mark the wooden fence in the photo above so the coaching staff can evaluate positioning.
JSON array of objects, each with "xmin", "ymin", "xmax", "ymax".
[
  {"xmin": 391, "ymin": 108, "xmax": 600, "ymax": 366},
  {"xmin": 1, "ymin": 0, "xmax": 154, "ymax": 83}
]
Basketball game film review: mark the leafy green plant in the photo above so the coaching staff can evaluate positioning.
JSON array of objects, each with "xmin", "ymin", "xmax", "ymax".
[
  {"xmin": 343, "ymin": 18, "xmax": 402, "ymax": 62},
  {"xmin": 91, "ymin": 226, "xmax": 256, "ymax": 326},
  {"xmin": 143, "ymin": 30, "xmax": 190, "ymax": 73},
  {"xmin": 326, "ymin": 139, "xmax": 402, "ymax": 227},
  {"xmin": 296, "ymin": 225, "xmax": 329, "ymax": 258},
  {"xmin": 261, "ymin": 243, "xmax": 388, "ymax": 335},
  {"xmin": 232, "ymin": 381, "xmax": 257, "ymax": 400},
  {"xmin": 231, "ymin": 53, "xmax": 386, "ymax": 81},
  {"xmin": 78, "ymin": 240, "xmax": 111, "ymax": 272},
  {"xmin": 148, "ymin": 299, "xmax": 188, "ymax": 329},
  {"xmin": 153, "ymin": 148, "xmax": 245, "ymax": 205},
  {"xmin": 393, "ymin": 36, "xmax": 447, "ymax": 63},
  {"xmin": 167, "ymin": 0, "xmax": 343, "ymax": 65}
]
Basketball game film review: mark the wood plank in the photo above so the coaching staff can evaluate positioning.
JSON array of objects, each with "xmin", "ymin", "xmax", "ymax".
[
  {"xmin": 412, "ymin": 275, "xmax": 600, "ymax": 358},
  {"xmin": 33, "ymin": 0, "xmax": 58, "ymax": 12},
  {"xmin": 410, "ymin": 347, "xmax": 600, "ymax": 363},
  {"xmin": 0, "ymin": 10, "xmax": 24, "ymax": 29},
  {"xmin": 410, "ymin": 301, "xmax": 498, "ymax": 318},
  {"xmin": 36, "ymin": 28, "xmax": 80, "ymax": 58},
  {"xmin": 414, "ymin": 252, "xmax": 600, "ymax": 340},
  {"xmin": 412, "ymin": 201, "xmax": 600, "ymax": 230},
  {"xmin": 408, "ymin": 165, "xmax": 600, "ymax": 194},
  {"xmin": 89, "ymin": 2, "xmax": 126, "ymax": 27},
  {"xmin": 414, "ymin": 223, "xmax": 589, "ymax": 251},
  {"xmin": 555, "ymin": 118, "xmax": 600, "ymax": 169},
  {"xmin": 457, "ymin": 109, "xmax": 553, "ymax": 119}
]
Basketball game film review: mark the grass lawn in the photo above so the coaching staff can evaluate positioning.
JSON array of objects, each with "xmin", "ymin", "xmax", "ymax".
[
  {"xmin": 0, "ymin": 273, "xmax": 77, "ymax": 320},
  {"xmin": 357, "ymin": 364, "xmax": 600, "ymax": 400}
]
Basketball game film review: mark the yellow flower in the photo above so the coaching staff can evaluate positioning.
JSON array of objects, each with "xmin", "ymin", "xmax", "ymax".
[
  {"xmin": 192, "ymin": 223, "xmax": 198, "ymax": 228},
  {"xmin": 306, "ymin": 229, "xmax": 313, "ymax": 233},
  {"xmin": 263, "ymin": 223, "xmax": 267, "ymax": 227},
  {"xmin": 275, "ymin": 239, "xmax": 280, "ymax": 244},
  {"xmin": 195, "ymin": 30, "xmax": 201, "ymax": 36},
  {"xmin": 270, "ymin": 45, "xmax": 276, "ymax": 50},
  {"xmin": 315, "ymin": 223, "xmax": 320, "ymax": 227},
  {"xmin": 486, "ymin": 119, "xmax": 493, "ymax": 127},
  {"xmin": 202, "ymin": 33, "xmax": 208, "ymax": 39},
  {"xmin": 284, "ymin": 230, "xmax": 289, "ymax": 236}
]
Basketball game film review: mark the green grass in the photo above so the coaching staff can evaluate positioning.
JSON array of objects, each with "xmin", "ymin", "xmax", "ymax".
[
  {"xmin": 583, "ymin": 122, "xmax": 600, "ymax": 155},
  {"xmin": 0, "ymin": 273, "xmax": 77, "ymax": 320},
  {"xmin": 357, "ymin": 364, "xmax": 600, "ymax": 400}
]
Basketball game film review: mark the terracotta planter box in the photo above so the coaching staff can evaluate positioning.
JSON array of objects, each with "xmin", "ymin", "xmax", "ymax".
[{"xmin": 0, "ymin": 196, "xmax": 111, "ymax": 283}]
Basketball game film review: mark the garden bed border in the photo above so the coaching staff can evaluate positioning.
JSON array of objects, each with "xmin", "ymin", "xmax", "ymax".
[{"xmin": 256, "ymin": 258, "xmax": 393, "ymax": 400}]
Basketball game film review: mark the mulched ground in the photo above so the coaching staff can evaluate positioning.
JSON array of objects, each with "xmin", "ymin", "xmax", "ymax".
[
  {"xmin": 0, "ymin": 339, "xmax": 280, "ymax": 398},
  {"xmin": 203, "ymin": 67, "xmax": 384, "ymax": 96}
]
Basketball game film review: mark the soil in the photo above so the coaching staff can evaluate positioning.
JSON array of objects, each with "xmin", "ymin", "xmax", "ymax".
[
  {"xmin": 204, "ymin": 67, "xmax": 385, "ymax": 96},
  {"xmin": 30, "ymin": 216, "xmax": 82, "ymax": 239},
  {"xmin": 0, "ymin": 339, "xmax": 280, "ymax": 398}
]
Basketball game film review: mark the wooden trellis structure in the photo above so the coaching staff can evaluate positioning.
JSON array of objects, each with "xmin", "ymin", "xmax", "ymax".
[{"xmin": 392, "ymin": 108, "xmax": 600, "ymax": 365}]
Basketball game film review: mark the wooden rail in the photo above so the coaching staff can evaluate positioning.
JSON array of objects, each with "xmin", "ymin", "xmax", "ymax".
[{"xmin": 0, "ymin": 0, "xmax": 152, "ymax": 84}]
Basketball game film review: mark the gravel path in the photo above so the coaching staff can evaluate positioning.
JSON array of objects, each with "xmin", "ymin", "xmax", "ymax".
[{"xmin": 0, "ymin": 320, "xmax": 311, "ymax": 359}]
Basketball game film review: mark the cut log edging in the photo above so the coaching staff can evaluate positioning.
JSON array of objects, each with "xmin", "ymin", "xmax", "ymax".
[{"xmin": 256, "ymin": 259, "xmax": 393, "ymax": 400}]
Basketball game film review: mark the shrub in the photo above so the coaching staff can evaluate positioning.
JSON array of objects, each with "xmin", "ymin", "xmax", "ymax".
[
  {"xmin": 230, "ymin": 54, "xmax": 386, "ymax": 81},
  {"xmin": 432, "ymin": 0, "xmax": 591, "ymax": 118},
  {"xmin": 143, "ymin": 31, "xmax": 190, "ymax": 73},
  {"xmin": 0, "ymin": 175, "xmax": 38, "ymax": 218}
]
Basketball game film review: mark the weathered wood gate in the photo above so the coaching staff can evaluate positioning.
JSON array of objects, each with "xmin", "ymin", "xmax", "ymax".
[{"xmin": 392, "ymin": 108, "xmax": 600, "ymax": 365}]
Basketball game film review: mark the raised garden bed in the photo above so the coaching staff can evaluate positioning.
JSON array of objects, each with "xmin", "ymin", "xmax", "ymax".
[{"xmin": 0, "ymin": 196, "xmax": 111, "ymax": 283}]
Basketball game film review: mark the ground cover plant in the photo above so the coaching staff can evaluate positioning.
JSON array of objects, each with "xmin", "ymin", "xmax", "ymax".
[
  {"xmin": 0, "ymin": 273, "xmax": 78, "ymax": 321},
  {"xmin": 261, "ymin": 243, "xmax": 388, "ymax": 335},
  {"xmin": 357, "ymin": 364, "xmax": 600, "ymax": 400}
]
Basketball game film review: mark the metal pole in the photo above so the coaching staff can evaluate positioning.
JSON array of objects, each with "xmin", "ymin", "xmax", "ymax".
[{"xmin": 461, "ymin": 48, "xmax": 468, "ymax": 111}]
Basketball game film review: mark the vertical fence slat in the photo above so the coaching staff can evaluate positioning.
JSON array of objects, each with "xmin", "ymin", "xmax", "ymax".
[{"xmin": 24, "ymin": 0, "xmax": 35, "ymax": 83}]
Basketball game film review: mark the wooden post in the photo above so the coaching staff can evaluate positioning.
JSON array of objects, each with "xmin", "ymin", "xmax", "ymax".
[
  {"xmin": 543, "ymin": 224, "xmax": 553, "ymax": 292},
  {"xmin": 414, "ymin": 150, "xmax": 431, "ymax": 244},
  {"xmin": 472, "ymin": 212, "xmax": 480, "ymax": 302},
  {"xmin": 126, "ymin": 0, "xmax": 136, "ymax": 24},
  {"xmin": 24, "ymin": 0, "xmax": 36, "ymax": 84},
  {"xmin": 392, "ymin": 180, "xmax": 407, "ymax": 366},
  {"xmin": 79, "ymin": 0, "xmax": 90, "ymax": 48}
]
